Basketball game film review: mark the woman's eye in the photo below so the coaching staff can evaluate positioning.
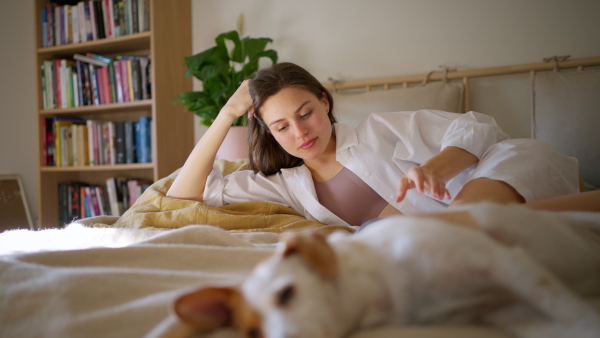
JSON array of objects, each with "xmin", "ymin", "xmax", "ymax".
[
  {"xmin": 277, "ymin": 125, "xmax": 288, "ymax": 132},
  {"xmin": 301, "ymin": 111, "xmax": 312, "ymax": 118}
]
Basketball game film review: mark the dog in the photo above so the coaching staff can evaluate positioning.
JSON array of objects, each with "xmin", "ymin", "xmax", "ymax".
[{"xmin": 174, "ymin": 203, "xmax": 600, "ymax": 338}]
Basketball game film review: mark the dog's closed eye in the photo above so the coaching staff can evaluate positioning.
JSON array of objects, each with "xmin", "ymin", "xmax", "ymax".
[{"xmin": 276, "ymin": 285, "xmax": 295, "ymax": 307}]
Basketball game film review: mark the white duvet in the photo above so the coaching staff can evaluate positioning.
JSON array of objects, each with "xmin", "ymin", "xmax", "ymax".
[{"xmin": 0, "ymin": 204, "xmax": 598, "ymax": 338}]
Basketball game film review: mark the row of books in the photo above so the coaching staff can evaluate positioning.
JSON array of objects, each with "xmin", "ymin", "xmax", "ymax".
[
  {"xmin": 58, "ymin": 177, "xmax": 152, "ymax": 225},
  {"xmin": 41, "ymin": 53, "xmax": 151, "ymax": 110},
  {"xmin": 42, "ymin": 0, "xmax": 150, "ymax": 48},
  {"xmin": 43, "ymin": 115, "xmax": 152, "ymax": 167}
]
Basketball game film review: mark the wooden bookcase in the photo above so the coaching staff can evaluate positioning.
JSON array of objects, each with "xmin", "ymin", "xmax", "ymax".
[{"xmin": 33, "ymin": 0, "xmax": 193, "ymax": 228}]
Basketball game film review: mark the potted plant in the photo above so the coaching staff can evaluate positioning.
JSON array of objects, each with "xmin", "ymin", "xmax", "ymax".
[{"xmin": 177, "ymin": 23, "xmax": 277, "ymax": 160}]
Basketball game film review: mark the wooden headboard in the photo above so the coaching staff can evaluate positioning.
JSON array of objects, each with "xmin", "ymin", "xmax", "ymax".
[{"xmin": 325, "ymin": 55, "xmax": 600, "ymax": 113}]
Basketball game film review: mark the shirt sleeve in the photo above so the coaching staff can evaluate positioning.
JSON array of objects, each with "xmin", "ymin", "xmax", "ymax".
[
  {"xmin": 363, "ymin": 110, "xmax": 510, "ymax": 164},
  {"xmin": 203, "ymin": 167, "xmax": 296, "ymax": 208}
]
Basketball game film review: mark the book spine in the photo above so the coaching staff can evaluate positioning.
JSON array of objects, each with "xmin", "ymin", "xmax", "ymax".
[
  {"xmin": 130, "ymin": 58, "xmax": 142, "ymax": 101},
  {"xmin": 115, "ymin": 121, "xmax": 125, "ymax": 164},
  {"xmin": 47, "ymin": 118, "xmax": 55, "ymax": 166},
  {"xmin": 79, "ymin": 185, "xmax": 88, "ymax": 219},
  {"xmin": 126, "ymin": 180, "xmax": 135, "ymax": 208},
  {"xmin": 135, "ymin": 120, "xmax": 142, "ymax": 163},
  {"xmin": 78, "ymin": 2, "xmax": 87, "ymax": 43},
  {"xmin": 131, "ymin": 0, "xmax": 138, "ymax": 34},
  {"xmin": 75, "ymin": 61, "xmax": 85, "ymax": 106},
  {"xmin": 120, "ymin": 60, "xmax": 130, "ymax": 102},
  {"xmin": 46, "ymin": 2, "xmax": 54, "ymax": 46},
  {"xmin": 58, "ymin": 182, "xmax": 69, "ymax": 226},
  {"xmin": 138, "ymin": 116, "xmax": 151, "ymax": 163},
  {"xmin": 69, "ymin": 183, "xmax": 81, "ymax": 222},
  {"xmin": 108, "ymin": 62, "xmax": 117, "ymax": 103},
  {"xmin": 124, "ymin": 121, "xmax": 135, "ymax": 163},
  {"xmin": 42, "ymin": 8, "xmax": 48, "ymax": 47},
  {"xmin": 86, "ymin": 120, "xmax": 95, "ymax": 165},
  {"xmin": 89, "ymin": 185, "xmax": 101, "ymax": 216},
  {"xmin": 126, "ymin": 60, "xmax": 134, "ymax": 101},
  {"xmin": 72, "ymin": 5, "xmax": 79, "ymax": 44},
  {"xmin": 88, "ymin": 64, "xmax": 100, "ymax": 105},
  {"xmin": 106, "ymin": 177, "xmax": 119, "ymax": 216}
]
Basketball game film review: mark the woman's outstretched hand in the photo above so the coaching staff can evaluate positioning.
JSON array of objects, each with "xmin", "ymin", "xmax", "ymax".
[
  {"xmin": 223, "ymin": 80, "xmax": 255, "ymax": 120},
  {"xmin": 396, "ymin": 166, "xmax": 451, "ymax": 203}
]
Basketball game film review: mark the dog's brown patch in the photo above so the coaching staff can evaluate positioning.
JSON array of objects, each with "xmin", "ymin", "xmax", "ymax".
[
  {"xmin": 174, "ymin": 286, "xmax": 263, "ymax": 337},
  {"xmin": 281, "ymin": 231, "xmax": 339, "ymax": 278}
]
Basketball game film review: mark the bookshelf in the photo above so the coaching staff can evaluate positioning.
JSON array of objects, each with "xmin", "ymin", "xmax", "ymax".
[{"xmin": 33, "ymin": 0, "xmax": 193, "ymax": 228}]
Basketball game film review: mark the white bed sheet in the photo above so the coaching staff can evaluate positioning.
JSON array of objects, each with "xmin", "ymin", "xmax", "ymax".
[{"xmin": 1, "ymin": 204, "xmax": 598, "ymax": 338}]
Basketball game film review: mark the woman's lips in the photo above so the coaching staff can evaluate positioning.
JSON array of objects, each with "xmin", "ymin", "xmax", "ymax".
[{"xmin": 299, "ymin": 137, "xmax": 317, "ymax": 150}]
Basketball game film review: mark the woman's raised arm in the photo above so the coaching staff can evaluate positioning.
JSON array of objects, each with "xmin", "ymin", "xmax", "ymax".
[{"xmin": 166, "ymin": 80, "xmax": 253, "ymax": 202}]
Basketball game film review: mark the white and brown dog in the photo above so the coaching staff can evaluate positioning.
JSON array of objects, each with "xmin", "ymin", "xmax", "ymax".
[{"xmin": 174, "ymin": 203, "xmax": 600, "ymax": 338}]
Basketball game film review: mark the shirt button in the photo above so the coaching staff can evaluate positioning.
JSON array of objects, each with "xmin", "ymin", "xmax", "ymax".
[
  {"xmin": 389, "ymin": 194, "xmax": 395, "ymax": 200},
  {"xmin": 365, "ymin": 171, "xmax": 371, "ymax": 177}
]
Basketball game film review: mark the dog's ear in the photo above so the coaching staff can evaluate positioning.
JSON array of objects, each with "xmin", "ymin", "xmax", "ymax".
[
  {"xmin": 174, "ymin": 287, "xmax": 238, "ymax": 331},
  {"xmin": 174, "ymin": 286, "xmax": 263, "ymax": 337},
  {"xmin": 281, "ymin": 231, "xmax": 339, "ymax": 278}
]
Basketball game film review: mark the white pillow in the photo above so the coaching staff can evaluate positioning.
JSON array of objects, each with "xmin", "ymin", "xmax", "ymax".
[
  {"xmin": 332, "ymin": 81, "xmax": 464, "ymax": 127},
  {"xmin": 533, "ymin": 69, "xmax": 600, "ymax": 187}
]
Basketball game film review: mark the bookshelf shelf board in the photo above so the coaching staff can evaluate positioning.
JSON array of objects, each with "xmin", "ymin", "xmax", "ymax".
[
  {"xmin": 39, "ymin": 100, "xmax": 153, "ymax": 115},
  {"xmin": 41, "ymin": 163, "xmax": 154, "ymax": 172},
  {"xmin": 37, "ymin": 31, "xmax": 151, "ymax": 57}
]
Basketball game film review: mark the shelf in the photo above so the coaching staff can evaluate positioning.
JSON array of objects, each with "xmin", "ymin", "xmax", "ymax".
[
  {"xmin": 39, "ymin": 100, "xmax": 153, "ymax": 116},
  {"xmin": 34, "ymin": 0, "xmax": 193, "ymax": 228},
  {"xmin": 41, "ymin": 163, "xmax": 154, "ymax": 172},
  {"xmin": 37, "ymin": 32, "xmax": 151, "ymax": 57}
]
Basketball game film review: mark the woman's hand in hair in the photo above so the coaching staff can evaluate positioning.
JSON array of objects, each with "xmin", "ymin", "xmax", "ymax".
[{"xmin": 222, "ymin": 80, "xmax": 255, "ymax": 120}]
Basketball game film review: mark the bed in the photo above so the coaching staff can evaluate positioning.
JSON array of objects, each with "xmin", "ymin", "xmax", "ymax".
[{"xmin": 1, "ymin": 56, "xmax": 599, "ymax": 338}]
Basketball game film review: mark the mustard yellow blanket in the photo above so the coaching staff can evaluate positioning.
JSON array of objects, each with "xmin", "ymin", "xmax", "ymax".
[{"xmin": 103, "ymin": 159, "xmax": 353, "ymax": 234}]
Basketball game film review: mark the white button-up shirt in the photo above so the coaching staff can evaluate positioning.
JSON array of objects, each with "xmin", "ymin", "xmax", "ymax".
[{"xmin": 204, "ymin": 110, "xmax": 511, "ymax": 225}]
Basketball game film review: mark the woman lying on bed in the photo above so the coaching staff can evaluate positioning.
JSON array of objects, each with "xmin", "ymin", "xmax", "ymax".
[{"xmin": 167, "ymin": 62, "xmax": 594, "ymax": 227}]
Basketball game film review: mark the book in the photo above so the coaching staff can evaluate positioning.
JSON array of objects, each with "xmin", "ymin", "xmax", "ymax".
[
  {"xmin": 53, "ymin": 117, "xmax": 84, "ymax": 166},
  {"xmin": 86, "ymin": 120, "xmax": 97, "ymax": 165},
  {"xmin": 135, "ymin": 120, "xmax": 141, "ymax": 163},
  {"xmin": 115, "ymin": 121, "xmax": 126, "ymax": 164},
  {"xmin": 130, "ymin": 58, "xmax": 142, "ymax": 100},
  {"xmin": 88, "ymin": 185, "xmax": 101, "ymax": 216},
  {"xmin": 121, "ymin": 60, "xmax": 131, "ymax": 102},
  {"xmin": 88, "ymin": 63, "xmax": 100, "ymax": 105},
  {"xmin": 138, "ymin": 56, "xmax": 150, "ymax": 99},
  {"xmin": 58, "ymin": 182, "xmax": 69, "ymax": 225},
  {"xmin": 93, "ymin": 0, "xmax": 105, "ymax": 39},
  {"xmin": 124, "ymin": 120, "xmax": 136, "ymax": 163},
  {"xmin": 74, "ymin": 53, "xmax": 109, "ymax": 67},
  {"xmin": 138, "ymin": 116, "xmax": 151, "ymax": 163},
  {"xmin": 106, "ymin": 177, "xmax": 123, "ymax": 216},
  {"xmin": 89, "ymin": 0, "xmax": 97, "ymax": 40}
]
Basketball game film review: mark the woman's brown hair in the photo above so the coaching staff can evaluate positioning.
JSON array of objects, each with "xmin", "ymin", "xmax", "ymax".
[{"xmin": 247, "ymin": 62, "xmax": 336, "ymax": 176}]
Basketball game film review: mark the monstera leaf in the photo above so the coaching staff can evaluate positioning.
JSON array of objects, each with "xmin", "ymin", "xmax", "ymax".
[{"xmin": 176, "ymin": 30, "xmax": 278, "ymax": 126}]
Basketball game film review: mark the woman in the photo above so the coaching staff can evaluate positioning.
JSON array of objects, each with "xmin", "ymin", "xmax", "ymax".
[{"xmin": 167, "ymin": 62, "xmax": 583, "ymax": 226}]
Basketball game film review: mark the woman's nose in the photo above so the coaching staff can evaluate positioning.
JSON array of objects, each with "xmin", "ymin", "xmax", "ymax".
[{"xmin": 293, "ymin": 122, "xmax": 308, "ymax": 138}]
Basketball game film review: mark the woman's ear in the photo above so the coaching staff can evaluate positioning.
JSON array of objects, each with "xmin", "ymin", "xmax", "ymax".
[{"xmin": 321, "ymin": 91, "xmax": 331, "ymax": 113}]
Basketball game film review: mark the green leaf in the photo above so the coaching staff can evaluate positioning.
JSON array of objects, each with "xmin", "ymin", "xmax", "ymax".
[
  {"xmin": 244, "ymin": 37, "xmax": 273, "ymax": 60},
  {"xmin": 180, "ymin": 29, "xmax": 278, "ymax": 126}
]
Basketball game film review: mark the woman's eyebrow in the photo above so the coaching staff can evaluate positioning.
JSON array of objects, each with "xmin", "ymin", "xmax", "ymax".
[{"xmin": 268, "ymin": 100, "xmax": 310, "ymax": 127}]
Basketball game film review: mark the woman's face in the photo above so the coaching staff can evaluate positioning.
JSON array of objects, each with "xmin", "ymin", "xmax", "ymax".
[{"xmin": 259, "ymin": 87, "xmax": 333, "ymax": 162}]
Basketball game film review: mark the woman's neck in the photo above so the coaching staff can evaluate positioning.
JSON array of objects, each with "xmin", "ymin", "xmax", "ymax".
[{"xmin": 305, "ymin": 134, "xmax": 343, "ymax": 182}]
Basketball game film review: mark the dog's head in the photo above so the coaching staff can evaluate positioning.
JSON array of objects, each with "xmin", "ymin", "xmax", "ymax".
[{"xmin": 174, "ymin": 231, "xmax": 347, "ymax": 338}]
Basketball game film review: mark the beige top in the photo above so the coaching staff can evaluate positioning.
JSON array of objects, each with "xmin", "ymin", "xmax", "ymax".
[{"xmin": 314, "ymin": 167, "xmax": 389, "ymax": 226}]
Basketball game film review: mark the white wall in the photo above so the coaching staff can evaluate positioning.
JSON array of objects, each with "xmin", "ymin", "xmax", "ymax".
[
  {"xmin": 191, "ymin": 0, "xmax": 600, "ymax": 140},
  {"xmin": 1, "ymin": 0, "xmax": 600, "ymax": 226},
  {"xmin": 0, "ymin": 2, "xmax": 38, "ymax": 227}
]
